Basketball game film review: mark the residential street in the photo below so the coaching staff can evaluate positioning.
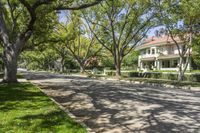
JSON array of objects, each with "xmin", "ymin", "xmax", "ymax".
[{"xmin": 23, "ymin": 71, "xmax": 200, "ymax": 133}]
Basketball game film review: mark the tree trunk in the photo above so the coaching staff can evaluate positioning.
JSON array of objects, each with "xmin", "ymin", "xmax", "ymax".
[
  {"xmin": 77, "ymin": 59, "xmax": 85, "ymax": 74},
  {"xmin": 178, "ymin": 70, "xmax": 184, "ymax": 82},
  {"xmin": 2, "ymin": 47, "xmax": 18, "ymax": 83},
  {"xmin": 60, "ymin": 64, "xmax": 65, "ymax": 73},
  {"xmin": 115, "ymin": 62, "xmax": 121, "ymax": 77},
  {"xmin": 177, "ymin": 57, "xmax": 185, "ymax": 82},
  {"xmin": 114, "ymin": 54, "xmax": 122, "ymax": 77},
  {"xmin": 60, "ymin": 58, "xmax": 65, "ymax": 73},
  {"xmin": 80, "ymin": 65, "xmax": 85, "ymax": 73}
]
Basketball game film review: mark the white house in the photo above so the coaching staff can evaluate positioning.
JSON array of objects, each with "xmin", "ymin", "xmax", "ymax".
[{"xmin": 136, "ymin": 36, "xmax": 191, "ymax": 71}]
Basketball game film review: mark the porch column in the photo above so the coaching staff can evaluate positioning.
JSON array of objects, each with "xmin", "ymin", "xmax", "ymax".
[
  {"xmin": 158, "ymin": 60, "xmax": 162, "ymax": 70},
  {"xmin": 153, "ymin": 60, "xmax": 156, "ymax": 70},
  {"xmin": 187, "ymin": 58, "xmax": 191, "ymax": 70},
  {"xmin": 141, "ymin": 62, "xmax": 144, "ymax": 70},
  {"xmin": 157, "ymin": 60, "xmax": 161, "ymax": 70},
  {"xmin": 138, "ymin": 57, "xmax": 141, "ymax": 71}
]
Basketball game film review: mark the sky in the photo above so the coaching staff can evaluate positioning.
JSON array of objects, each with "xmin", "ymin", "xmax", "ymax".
[
  {"xmin": 58, "ymin": 11, "xmax": 163, "ymax": 37},
  {"xmin": 147, "ymin": 26, "xmax": 164, "ymax": 37}
]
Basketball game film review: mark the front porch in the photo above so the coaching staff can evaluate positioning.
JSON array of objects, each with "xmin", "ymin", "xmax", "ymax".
[
  {"xmin": 138, "ymin": 57, "xmax": 156, "ymax": 70},
  {"xmin": 159, "ymin": 59, "xmax": 179, "ymax": 71},
  {"xmin": 138, "ymin": 58, "xmax": 188, "ymax": 71}
]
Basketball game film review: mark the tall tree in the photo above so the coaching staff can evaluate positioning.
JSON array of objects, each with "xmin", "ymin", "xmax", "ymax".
[
  {"xmin": 53, "ymin": 12, "xmax": 102, "ymax": 73},
  {"xmin": 83, "ymin": 0, "xmax": 155, "ymax": 77},
  {"xmin": 0, "ymin": 0, "xmax": 104, "ymax": 83},
  {"xmin": 20, "ymin": 47, "xmax": 59, "ymax": 71},
  {"xmin": 155, "ymin": 0, "xmax": 200, "ymax": 81}
]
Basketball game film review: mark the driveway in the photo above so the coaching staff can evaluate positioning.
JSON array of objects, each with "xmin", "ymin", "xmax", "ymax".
[{"xmin": 23, "ymin": 71, "xmax": 200, "ymax": 133}]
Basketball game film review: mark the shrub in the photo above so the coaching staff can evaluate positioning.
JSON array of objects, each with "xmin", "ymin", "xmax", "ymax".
[{"xmin": 104, "ymin": 70, "xmax": 200, "ymax": 82}]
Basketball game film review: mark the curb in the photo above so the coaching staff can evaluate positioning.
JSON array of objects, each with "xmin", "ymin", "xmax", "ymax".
[
  {"xmin": 19, "ymin": 77, "xmax": 94, "ymax": 133},
  {"xmin": 31, "ymin": 82, "xmax": 95, "ymax": 133}
]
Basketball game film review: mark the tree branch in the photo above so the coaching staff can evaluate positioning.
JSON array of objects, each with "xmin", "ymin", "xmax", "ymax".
[
  {"xmin": 55, "ymin": 0, "xmax": 104, "ymax": 10},
  {"xmin": 83, "ymin": 13, "xmax": 113, "ymax": 55}
]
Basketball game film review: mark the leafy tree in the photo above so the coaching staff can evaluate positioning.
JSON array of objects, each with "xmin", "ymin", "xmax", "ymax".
[
  {"xmin": 192, "ymin": 37, "xmax": 200, "ymax": 69},
  {"xmin": 99, "ymin": 49, "xmax": 114, "ymax": 69},
  {"xmin": 50, "ymin": 42, "xmax": 69, "ymax": 72},
  {"xmin": 83, "ymin": 0, "xmax": 155, "ymax": 77},
  {"xmin": 122, "ymin": 51, "xmax": 139, "ymax": 69},
  {"xmin": 155, "ymin": 0, "xmax": 200, "ymax": 81},
  {"xmin": 52, "ymin": 12, "xmax": 102, "ymax": 73},
  {"xmin": 0, "ymin": 0, "xmax": 104, "ymax": 83},
  {"xmin": 20, "ymin": 45, "xmax": 59, "ymax": 71}
]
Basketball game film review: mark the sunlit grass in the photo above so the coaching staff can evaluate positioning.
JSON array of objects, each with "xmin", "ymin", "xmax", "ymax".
[{"xmin": 0, "ymin": 83, "xmax": 87, "ymax": 133}]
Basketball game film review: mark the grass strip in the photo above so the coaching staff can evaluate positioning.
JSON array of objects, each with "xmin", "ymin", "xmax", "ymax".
[{"xmin": 0, "ymin": 83, "xmax": 87, "ymax": 133}]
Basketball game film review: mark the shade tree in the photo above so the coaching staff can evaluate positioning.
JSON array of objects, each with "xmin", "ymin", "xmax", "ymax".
[
  {"xmin": 83, "ymin": 0, "xmax": 155, "ymax": 77},
  {"xmin": 0, "ymin": 0, "xmax": 104, "ymax": 83},
  {"xmin": 52, "ymin": 12, "xmax": 102, "ymax": 73}
]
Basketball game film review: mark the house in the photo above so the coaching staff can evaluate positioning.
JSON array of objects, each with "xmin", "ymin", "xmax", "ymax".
[{"xmin": 136, "ymin": 36, "xmax": 191, "ymax": 71}]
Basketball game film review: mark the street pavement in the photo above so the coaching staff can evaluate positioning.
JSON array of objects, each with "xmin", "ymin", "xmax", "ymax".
[{"xmin": 22, "ymin": 71, "xmax": 200, "ymax": 133}]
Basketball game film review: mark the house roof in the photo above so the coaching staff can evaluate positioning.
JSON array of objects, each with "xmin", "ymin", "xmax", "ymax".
[{"xmin": 136, "ymin": 36, "xmax": 182, "ymax": 50}]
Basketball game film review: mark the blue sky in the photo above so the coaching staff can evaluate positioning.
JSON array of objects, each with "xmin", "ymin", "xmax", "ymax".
[
  {"xmin": 58, "ymin": 12, "xmax": 162, "ymax": 37},
  {"xmin": 148, "ymin": 26, "xmax": 164, "ymax": 37}
]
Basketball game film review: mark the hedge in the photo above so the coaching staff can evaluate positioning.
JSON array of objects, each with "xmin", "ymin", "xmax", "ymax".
[{"xmin": 104, "ymin": 70, "xmax": 200, "ymax": 82}]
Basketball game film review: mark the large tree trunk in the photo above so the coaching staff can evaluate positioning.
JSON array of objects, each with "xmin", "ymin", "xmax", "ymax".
[
  {"xmin": 114, "ymin": 55, "xmax": 122, "ymax": 77},
  {"xmin": 115, "ymin": 61, "xmax": 121, "ymax": 77},
  {"xmin": 115, "ymin": 65, "xmax": 121, "ymax": 77},
  {"xmin": 2, "ymin": 47, "xmax": 18, "ymax": 83}
]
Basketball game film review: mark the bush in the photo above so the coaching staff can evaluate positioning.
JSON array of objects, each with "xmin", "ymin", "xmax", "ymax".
[
  {"xmin": 187, "ymin": 73, "xmax": 200, "ymax": 82},
  {"xmin": 104, "ymin": 70, "xmax": 200, "ymax": 82},
  {"xmin": 105, "ymin": 70, "xmax": 116, "ymax": 76}
]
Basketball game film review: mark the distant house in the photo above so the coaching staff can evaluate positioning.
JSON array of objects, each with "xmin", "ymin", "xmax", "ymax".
[{"xmin": 136, "ymin": 36, "xmax": 191, "ymax": 71}]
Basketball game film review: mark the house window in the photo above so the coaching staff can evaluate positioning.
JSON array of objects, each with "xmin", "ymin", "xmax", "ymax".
[
  {"xmin": 162, "ymin": 60, "xmax": 170, "ymax": 68},
  {"xmin": 172, "ymin": 60, "xmax": 178, "ymax": 67},
  {"xmin": 170, "ymin": 46, "xmax": 174, "ymax": 54},
  {"xmin": 148, "ymin": 49, "xmax": 151, "ymax": 54},
  {"xmin": 143, "ymin": 50, "xmax": 146, "ymax": 55},
  {"xmin": 152, "ymin": 49, "xmax": 155, "ymax": 54}
]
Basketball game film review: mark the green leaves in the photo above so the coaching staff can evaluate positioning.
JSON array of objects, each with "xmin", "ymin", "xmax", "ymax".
[{"xmin": 192, "ymin": 37, "xmax": 200, "ymax": 67}]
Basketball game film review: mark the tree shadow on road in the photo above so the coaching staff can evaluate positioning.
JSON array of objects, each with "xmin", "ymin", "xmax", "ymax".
[{"xmin": 26, "ymin": 72, "xmax": 200, "ymax": 133}]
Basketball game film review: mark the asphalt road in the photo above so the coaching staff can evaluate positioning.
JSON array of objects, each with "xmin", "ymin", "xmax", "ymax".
[{"xmin": 23, "ymin": 71, "xmax": 200, "ymax": 133}]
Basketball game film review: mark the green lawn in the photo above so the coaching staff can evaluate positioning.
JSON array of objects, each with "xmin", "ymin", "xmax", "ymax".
[{"xmin": 0, "ymin": 83, "xmax": 87, "ymax": 133}]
